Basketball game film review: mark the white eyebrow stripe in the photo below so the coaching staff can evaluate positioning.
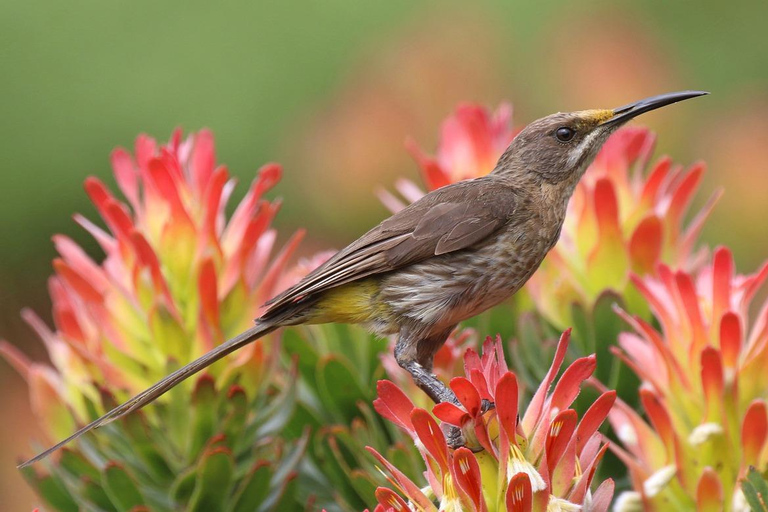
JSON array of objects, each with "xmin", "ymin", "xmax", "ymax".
[{"xmin": 567, "ymin": 130, "xmax": 598, "ymax": 168}]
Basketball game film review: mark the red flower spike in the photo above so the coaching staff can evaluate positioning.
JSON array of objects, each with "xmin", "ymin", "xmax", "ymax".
[
  {"xmin": 700, "ymin": 347, "xmax": 724, "ymax": 421},
  {"xmin": 741, "ymin": 400, "xmax": 768, "ymax": 467},
  {"xmin": 198, "ymin": 258, "xmax": 220, "ymax": 344},
  {"xmin": 675, "ymin": 272, "xmax": 707, "ymax": 354},
  {"xmin": 5, "ymin": 130, "xmax": 316, "ymax": 481},
  {"xmin": 718, "ymin": 312, "xmax": 742, "ymax": 369},
  {"xmin": 405, "ymin": 139, "xmax": 450, "ymax": 191},
  {"xmin": 191, "ymin": 129, "xmax": 216, "ymax": 196},
  {"xmin": 469, "ymin": 368, "xmax": 492, "ymax": 401},
  {"xmin": 83, "ymin": 176, "xmax": 114, "ymax": 222},
  {"xmin": 639, "ymin": 157, "xmax": 671, "ymax": 207},
  {"xmin": 147, "ymin": 158, "xmax": 194, "ymax": 228},
  {"xmin": 695, "ymin": 467, "xmax": 723, "ymax": 512},
  {"xmin": 374, "ymin": 329, "xmax": 612, "ymax": 510},
  {"xmin": 374, "ymin": 487, "xmax": 410, "ymax": 512},
  {"xmin": 450, "ymin": 377, "xmax": 482, "ymax": 417},
  {"xmin": 372, "ymin": 381, "xmax": 416, "ymax": 434},
  {"xmin": 52, "ymin": 235, "xmax": 109, "ymax": 293},
  {"xmin": 411, "ymin": 408, "xmax": 450, "ymax": 474},
  {"xmin": 546, "ymin": 409, "xmax": 578, "ymax": 487},
  {"xmin": 575, "ymin": 390, "xmax": 616, "ymax": 454},
  {"xmin": 432, "ymin": 401, "xmax": 467, "ymax": 427},
  {"xmin": 712, "ymin": 247, "xmax": 734, "ymax": 324},
  {"xmin": 53, "ymin": 259, "xmax": 104, "ymax": 304},
  {"xmin": 495, "ymin": 372, "xmax": 520, "ymax": 446},
  {"xmin": 667, "ymin": 163, "xmax": 704, "ymax": 230},
  {"xmin": 640, "ymin": 389, "xmax": 677, "ymax": 459},
  {"xmin": 129, "ymin": 230, "xmax": 175, "ymax": 308},
  {"xmin": 366, "ymin": 447, "xmax": 437, "ymax": 511},
  {"xmin": 523, "ymin": 329, "xmax": 571, "ymax": 433},
  {"xmin": 505, "ymin": 473, "xmax": 533, "ymax": 512},
  {"xmin": 201, "ymin": 165, "xmax": 230, "ymax": 247},
  {"xmin": 452, "ymin": 447, "xmax": 486, "ymax": 512},
  {"xmin": 549, "ymin": 355, "xmax": 596, "ymax": 414},
  {"xmin": 589, "ymin": 478, "xmax": 615, "ymax": 512},
  {"xmin": 593, "ymin": 178, "xmax": 622, "ymax": 238},
  {"xmin": 569, "ymin": 442, "xmax": 610, "ymax": 505},
  {"xmin": 628, "ymin": 215, "xmax": 663, "ymax": 274}
]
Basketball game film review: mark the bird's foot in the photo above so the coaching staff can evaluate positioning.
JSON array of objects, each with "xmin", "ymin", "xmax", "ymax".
[
  {"xmin": 443, "ymin": 423, "xmax": 466, "ymax": 449},
  {"xmin": 442, "ymin": 399, "xmax": 496, "ymax": 452}
]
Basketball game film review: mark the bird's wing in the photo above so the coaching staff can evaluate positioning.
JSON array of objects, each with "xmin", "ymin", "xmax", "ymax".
[{"xmin": 262, "ymin": 179, "xmax": 519, "ymax": 316}]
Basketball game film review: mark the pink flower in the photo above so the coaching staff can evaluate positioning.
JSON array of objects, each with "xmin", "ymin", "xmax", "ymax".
[
  {"xmin": 370, "ymin": 330, "xmax": 616, "ymax": 511},
  {"xmin": 1, "ymin": 129, "xmax": 305, "ymax": 443},
  {"xmin": 378, "ymin": 103, "xmax": 515, "ymax": 212},
  {"xmin": 607, "ymin": 247, "xmax": 768, "ymax": 510}
]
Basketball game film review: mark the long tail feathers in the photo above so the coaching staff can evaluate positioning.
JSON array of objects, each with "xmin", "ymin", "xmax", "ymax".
[{"xmin": 18, "ymin": 322, "xmax": 276, "ymax": 469}]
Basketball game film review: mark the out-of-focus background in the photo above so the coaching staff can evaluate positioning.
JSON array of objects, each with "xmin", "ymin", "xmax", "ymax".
[{"xmin": 2, "ymin": 1, "xmax": 767, "ymax": 508}]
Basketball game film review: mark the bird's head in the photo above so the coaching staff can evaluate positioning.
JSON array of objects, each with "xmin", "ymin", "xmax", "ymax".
[{"xmin": 494, "ymin": 91, "xmax": 708, "ymax": 190}]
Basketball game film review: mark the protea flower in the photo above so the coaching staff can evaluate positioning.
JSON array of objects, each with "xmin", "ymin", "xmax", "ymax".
[
  {"xmin": 377, "ymin": 102, "xmax": 514, "ymax": 212},
  {"xmin": 607, "ymin": 246, "xmax": 768, "ymax": 511},
  {"xmin": 369, "ymin": 330, "xmax": 616, "ymax": 511},
  {"xmin": 1, "ymin": 129, "xmax": 308, "ymax": 510}
]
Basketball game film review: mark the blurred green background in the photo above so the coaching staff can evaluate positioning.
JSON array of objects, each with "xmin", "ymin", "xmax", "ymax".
[{"xmin": 2, "ymin": 1, "xmax": 767, "ymax": 508}]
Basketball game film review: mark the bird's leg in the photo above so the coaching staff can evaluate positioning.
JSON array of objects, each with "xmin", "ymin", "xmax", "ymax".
[
  {"xmin": 394, "ymin": 326, "xmax": 459, "ymax": 404},
  {"xmin": 394, "ymin": 326, "xmax": 465, "ymax": 447}
]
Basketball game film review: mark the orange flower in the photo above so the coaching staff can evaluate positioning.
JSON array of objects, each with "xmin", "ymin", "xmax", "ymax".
[
  {"xmin": 607, "ymin": 247, "xmax": 768, "ymax": 510},
  {"xmin": 1, "ymin": 129, "xmax": 304, "ymax": 442},
  {"xmin": 371, "ymin": 331, "xmax": 616, "ymax": 511}
]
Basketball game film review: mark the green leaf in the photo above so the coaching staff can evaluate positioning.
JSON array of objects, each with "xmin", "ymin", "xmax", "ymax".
[
  {"xmin": 170, "ymin": 466, "xmax": 197, "ymax": 505},
  {"xmin": 101, "ymin": 462, "xmax": 145, "ymax": 510},
  {"xmin": 591, "ymin": 290, "xmax": 625, "ymax": 384},
  {"xmin": 283, "ymin": 328, "xmax": 320, "ymax": 388},
  {"xmin": 189, "ymin": 374, "xmax": 219, "ymax": 458},
  {"xmin": 261, "ymin": 472, "xmax": 300, "ymax": 512},
  {"xmin": 187, "ymin": 448, "xmax": 235, "ymax": 512},
  {"xmin": 569, "ymin": 301, "xmax": 593, "ymax": 356},
  {"xmin": 222, "ymin": 385, "xmax": 249, "ymax": 451},
  {"xmin": 58, "ymin": 448, "xmax": 100, "ymax": 481},
  {"xmin": 21, "ymin": 465, "xmax": 79, "ymax": 512},
  {"xmin": 229, "ymin": 462, "xmax": 273, "ymax": 512},
  {"xmin": 743, "ymin": 466, "xmax": 768, "ymax": 511},
  {"xmin": 283, "ymin": 402, "xmax": 323, "ymax": 440},
  {"xmin": 316, "ymin": 355, "xmax": 368, "ymax": 423},
  {"xmin": 121, "ymin": 410, "xmax": 174, "ymax": 482},
  {"xmin": 80, "ymin": 476, "xmax": 117, "ymax": 511}
]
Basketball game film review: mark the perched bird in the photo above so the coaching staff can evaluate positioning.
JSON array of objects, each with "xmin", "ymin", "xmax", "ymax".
[{"xmin": 20, "ymin": 90, "xmax": 707, "ymax": 468}]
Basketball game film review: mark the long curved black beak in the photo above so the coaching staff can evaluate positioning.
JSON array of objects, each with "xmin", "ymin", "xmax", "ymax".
[{"xmin": 600, "ymin": 90, "xmax": 709, "ymax": 126}]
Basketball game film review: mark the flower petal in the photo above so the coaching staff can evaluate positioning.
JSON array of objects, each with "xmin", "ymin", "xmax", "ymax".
[
  {"xmin": 411, "ymin": 408, "xmax": 450, "ymax": 474},
  {"xmin": 452, "ymin": 447, "xmax": 486, "ymax": 511},
  {"xmin": 450, "ymin": 377, "xmax": 481, "ymax": 417},
  {"xmin": 695, "ymin": 467, "xmax": 723, "ymax": 512},
  {"xmin": 373, "ymin": 381, "xmax": 415, "ymax": 434},
  {"xmin": 505, "ymin": 472, "xmax": 532, "ymax": 512},
  {"xmin": 741, "ymin": 399, "xmax": 768, "ymax": 467}
]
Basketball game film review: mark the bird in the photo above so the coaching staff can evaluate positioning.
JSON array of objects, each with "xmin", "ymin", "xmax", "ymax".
[{"xmin": 19, "ymin": 90, "xmax": 708, "ymax": 468}]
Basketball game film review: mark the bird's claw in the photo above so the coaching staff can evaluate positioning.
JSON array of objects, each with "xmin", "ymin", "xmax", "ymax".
[{"xmin": 443, "ymin": 423, "xmax": 466, "ymax": 449}]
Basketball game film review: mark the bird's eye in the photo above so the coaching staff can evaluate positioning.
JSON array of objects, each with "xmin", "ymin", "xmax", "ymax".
[{"xmin": 555, "ymin": 126, "xmax": 575, "ymax": 142}]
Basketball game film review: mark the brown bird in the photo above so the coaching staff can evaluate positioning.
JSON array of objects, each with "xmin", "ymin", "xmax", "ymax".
[{"xmin": 19, "ymin": 90, "xmax": 707, "ymax": 468}]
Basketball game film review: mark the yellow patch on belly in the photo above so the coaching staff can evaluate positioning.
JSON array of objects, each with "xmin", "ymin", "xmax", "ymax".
[{"xmin": 312, "ymin": 278, "xmax": 386, "ymax": 324}]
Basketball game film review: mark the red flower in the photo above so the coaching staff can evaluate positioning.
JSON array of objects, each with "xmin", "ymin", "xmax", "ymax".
[
  {"xmin": 370, "ymin": 331, "xmax": 615, "ymax": 511},
  {"xmin": 607, "ymin": 247, "xmax": 768, "ymax": 510},
  {"xmin": 1, "ymin": 129, "xmax": 307, "ymax": 442}
]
